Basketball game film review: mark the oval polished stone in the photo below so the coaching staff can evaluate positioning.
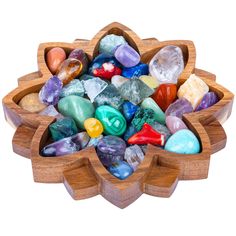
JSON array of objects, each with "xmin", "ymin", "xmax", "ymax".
[
  {"xmin": 95, "ymin": 105, "xmax": 127, "ymax": 136},
  {"xmin": 19, "ymin": 93, "xmax": 47, "ymax": 113},
  {"xmin": 164, "ymin": 129, "xmax": 200, "ymax": 154},
  {"xmin": 46, "ymin": 47, "xmax": 66, "ymax": 74},
  {"xmin": 140, "ymin": 97, "xmax": 166, "ymax": 124},
  {"xmin": 68, "ymin": 49, "xmax": 88, "ymax": 74},
  {"xmin": 152, "ymin": 83, "xmax": 177, "ymax": 111},
  {"xmin": 166, "ymin": 116, "xmax": 188, "ymax": 134},
  {"xmin": 149, "ymin": 45, "xmax": 184, "ymax": 84},
  {"xmin": 58, "ymin": 95, "xmax": 95, "ymax": 129},
  {"xmin": 107, "ymin": 161, "xmax": 133, "ymax": 180},
  {"xmin": 97, "ymin": 136, "xmax": 126, "ymax": 167},
  {"xmin": 84, "ymin": 118, "xmax": 104, "ymax": 138},
  {"xmin": 114, "ymin": 44, "xmax": 140, "ymax": 67},
  {"xmin": 56, "ymin": 58, "xmax": 83, "ymax": 85}
]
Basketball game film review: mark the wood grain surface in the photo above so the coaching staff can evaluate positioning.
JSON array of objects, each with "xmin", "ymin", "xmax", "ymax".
[{"xmin": 2, "ymin": 22, "xmax": 234, "ymax": 208}]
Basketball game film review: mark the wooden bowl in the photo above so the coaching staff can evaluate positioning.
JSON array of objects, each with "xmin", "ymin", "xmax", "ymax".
[{"xmin": 2, "ymin": 22, "xmax": 234, "ymax": 208}]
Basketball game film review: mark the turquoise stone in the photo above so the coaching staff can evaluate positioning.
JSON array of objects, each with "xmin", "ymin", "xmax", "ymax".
[
  {"xmin": 107, "ymin": 161, "xmax": 133, "ymax": 180},
  {"xmin": 131, "ymin": 108, "xmax": 155, "ymax": 131},
  {"xmin": 164, "ymin": 129, "xmax": 200, "ymax": 154},
  {"xmin": 99, "ymin": 34, "xmax": 127, "ymax": 55},
  {"xmin": 122, "ymin": 63, "xmax": 149, "ymax": 78},
  {"xmin": 95, "ymin": 105, "xmax": 127, "ymax": 136},
  {"xmin": 49, "ymin": 117, "xmax": 78, "ymax": 141},
  {"xmin": 141, "ymin": 98, "xmax": 166, "ymax": 124},
  {"xmin": 94, "ymin": 84, "xmax": 124, "ymax": 110},
  {"xmin": 58, "ymin": 95, "xmax": 95, "ymax": 129},
  {"xmin": 60, "ymin": 79, "xmax": 84, "ymax": 98},
  {"xmin": 118, "ymin": 78, "xmax": 154, "ymax": 105}
]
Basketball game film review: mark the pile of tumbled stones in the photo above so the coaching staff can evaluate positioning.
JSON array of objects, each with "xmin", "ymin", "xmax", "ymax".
[{"xmin": 18, "ymin": 34, "xmax": 219, "ymax": 180}]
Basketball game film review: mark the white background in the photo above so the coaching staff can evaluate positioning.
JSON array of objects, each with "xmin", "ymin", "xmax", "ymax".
[{"xmin": 0, "ymin": 0, "xmax": 236, "ymax": 235}]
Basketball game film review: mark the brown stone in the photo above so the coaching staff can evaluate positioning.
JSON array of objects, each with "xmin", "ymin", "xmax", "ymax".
[{"xmin": 18, "ymin": 93, "xmax": 47, "ymax": 113}]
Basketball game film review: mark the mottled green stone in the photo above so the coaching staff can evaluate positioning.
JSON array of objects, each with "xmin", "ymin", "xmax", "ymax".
[
  {"xmin": 131, "ymin": 108, "xmax": 155, "ymax": 131},
  {"xmin": 58, "ymin": 95, "xmax": 95, "ymax": 129},
  {"xmin": 140, "ymin": 97, "xmax": 166, "ymax": 124},
  {"xmin": 94, "ymin": 84, "xmax": 124, "ymax": 110},
  {"xmin": 95, "ymin": 105, "xmax": 127, "ymax": 136},
  {"xmin": 49, "ymin": 117, "xmax": 78, "ymax": 141},
  {"xmin": 60, "ymin": 79, "xmax": 84, "ymax": 98}
]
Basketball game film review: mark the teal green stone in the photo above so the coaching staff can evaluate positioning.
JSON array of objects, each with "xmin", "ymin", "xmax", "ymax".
[
  {"xmin": 49, "ymin": 117, "xmax": 78, "ymax": 141},
  {"xmin": 140, "ymin": 98, "xmax": 166, "ymax": 124},
  {"xmin": 164, "ymin": 129, "xmax": 200, "ymax": 154},
  {"xmin": 58, "ymin": 95, "xmax": 95, "ymax": 129},
  {"xmin": 95, "ymin": 105, "xmax": 127, "ymax": 136},
  {"xmin": 60, "ymin": 79, "xmax": 84, "ymax": 98},
  {"xmin": 131, "ymin": 108, "xmax": 155, "ymax": 131}
]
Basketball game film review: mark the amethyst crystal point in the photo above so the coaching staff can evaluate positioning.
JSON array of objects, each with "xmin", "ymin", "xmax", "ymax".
[
  {"xmin": 195, "ymin": 92, "xmax": 219, "ymax": 111},
  {"xmin": 165, "ymin": 98, "xmax": 193, "ymax": 118},
  {"xmin": 96, "ymin": 135, "xmax": 126, "ymax": 167},
  {"xmin": 39, "ymin": 76, "xmax": 63, "ymax": 105},
  {"xmin": 41, "ymin": 132, "xmax": 90, "ymax": 157}
]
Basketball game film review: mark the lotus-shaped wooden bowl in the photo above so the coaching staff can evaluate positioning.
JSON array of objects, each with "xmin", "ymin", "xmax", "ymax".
[{"xmin": 2, "ymin": 22, "xmax": 234, "ymax": 208}]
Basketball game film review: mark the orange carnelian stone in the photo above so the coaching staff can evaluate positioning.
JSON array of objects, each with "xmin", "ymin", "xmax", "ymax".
[{"xmin": 152, "ymin": 84, "xmax": 177, "ymax": 111}]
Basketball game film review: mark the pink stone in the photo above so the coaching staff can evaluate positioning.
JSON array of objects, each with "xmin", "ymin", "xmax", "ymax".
[{"xmin": 166, "ymin": 116, "xmax": 188, "ymax": 134}]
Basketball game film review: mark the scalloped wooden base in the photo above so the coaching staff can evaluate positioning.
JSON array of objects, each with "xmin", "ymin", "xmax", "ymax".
[{"xmin": 2, "ymin": 22, "xmax": 234, "ymax": 208}]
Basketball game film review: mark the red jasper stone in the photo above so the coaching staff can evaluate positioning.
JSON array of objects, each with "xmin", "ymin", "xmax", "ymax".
[
  {"xmin": 128, "ymin": 123, "xmax": 165, "ymax": 146},
  {"xmin": 93, "ymin": 62, "xmax": 122, "ymax": 80},
  {"xmin": 152, "ymin": 84, "xmax": 177, "ymax": 111}
]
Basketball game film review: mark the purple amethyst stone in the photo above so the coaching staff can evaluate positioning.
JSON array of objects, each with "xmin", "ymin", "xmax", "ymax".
[
  {"xmin": 96, "ymin": 136, "xmax": 126, "ymax": 167},
  {"xmin": 114, "ymin": 44, "xmax": 140, "ymax": 67},
  {"xmin": 195, "ymin": 92, "xmax": 219, "ymax": 111},
  {"xmin": 41, "ymin": 132, "xmax": 90, "ymax": 157},
  {"xmin": 165, "ymin": 98, "xmax": 193, "ymax": 118},
  {"xmin": 39, "ymin": 76, "xmax": 63, "ymax": 105}
]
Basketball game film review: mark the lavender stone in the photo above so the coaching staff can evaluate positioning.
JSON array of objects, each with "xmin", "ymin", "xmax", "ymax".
[
  {"xmin": 165, "ymin": 98, "xmax": 193, "ymax": 118},
  {"xmin": 39, "ymin": 76, "xmax": 63, "ymax": 105},
  {"xmin": 195, "ymin": 92, "xmax": 219, "ymax": 111},
  {"xmin": 114, "ymin": 44, "xmax": 140, "ymax": 67},
  {"xmin": 96, "ymin": 136, "xmax": 126, "ymax": 167},
  {"xmin": 41, "ymin": 132, "xmax": 90, "ymax": 157},
  {"xmin": 39, "ymin": 105, "xmax": 64, "ymax": 120}
]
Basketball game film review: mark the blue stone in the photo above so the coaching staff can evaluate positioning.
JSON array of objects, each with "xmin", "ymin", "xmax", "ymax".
[
  {"xmin": 164, "ymin": 129, "xmax": 200, "ymax": 154},
  {"xmin": 89, "ymin": 53, "xmax": 122, "ymax": 75},
  {"xmin": 107, "ymin": 161, "xmax": 133, "ymax": 180},
  {"xmin": 121, "ymin": 63, "xmax": 149, "ymax": 78},
  {"xmin": 123, "ymin": 124, "xmax": 138, "ymax": 141},
  {"xmin": 122, "ymin": 101, "xmax": 139, "ymax": 122}
]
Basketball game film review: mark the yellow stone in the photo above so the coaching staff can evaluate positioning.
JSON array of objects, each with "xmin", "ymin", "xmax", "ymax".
[
  {"xmin": 84, "ymin": 118, "xmax": 104, "ymax": 138},
  {"xmin": 139, "ymin": 75, "xmax": 159, "ymax": 89},
  {"xmin": 177, "ymin": 74, "xmax": 209, "ymax": 109},
  {"xmin": 18, "ymin": 93, "xmax": 47, "ymax": 113}
]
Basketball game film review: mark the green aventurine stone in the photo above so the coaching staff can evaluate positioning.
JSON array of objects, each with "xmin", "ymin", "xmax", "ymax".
[
  {"xmin": 131, "ymin": 108, "xmax": 156, "ymax": 131},
  {"xmin": 140, "ymin": 98, "xmax": 166, "ymax": 124},
  {"xmin": 49, "ymin": 117, "xmax": 78, "ymax": 141},
  {"xmin": 95, "ymin": 105, "xmax": 127, "ymax": 136},
  {"xmin": 58, "ymin": 95, "xmax": 95, "ymax": 129}
]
